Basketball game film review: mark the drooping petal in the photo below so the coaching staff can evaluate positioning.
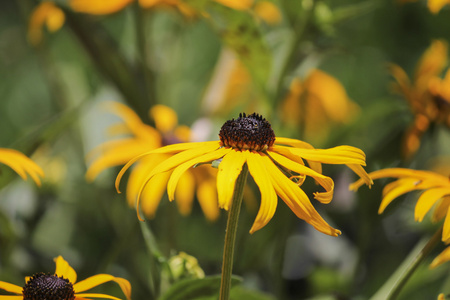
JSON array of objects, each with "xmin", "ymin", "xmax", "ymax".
[
  {"xmin": 137, "ymin": 172, "xmax": 171, "ymax": 219},
  {"xmin": 196, "ymin": 178, "xmax": 220, "ymax": 222},
  {"xmin": 115, "ymin": 141, "xmax": 220, "ymax": 193},
  {"xmin": 0, "ymin": 148, "xmax": 44, "ymax": 186},
  {"xmin": 167, "ymin": 148, "xmax": 230, "ymax": 201},
  {"xmin": 272, "ymin": 145, "xmax": 366, "ymax": 166},
  {"xmin": 0, "ymin": 281, "xmax": 22, "ymax": 295},
  {"xmin": 73, "ymin": 274, "xmax": 131, "ymax": 300},
  {"xmin": 54, "ymin": 256, "xmax": 77, "ymax": 283},
  {"xmin": 274, "ymin": 137, "xmax": 322, "ymax": 173},
  {"xmin": 346, "ymin": 164, "xmax": 373, "ymax": 187},
  {"xmin": 268, "ymin": 151, "xmax": 334, "ymax": 204},
  {"xmin": 70, "ymin": 0, "xmax": 134, "ymax": 15},
  {"xmin": 415, "ymin": 188, "xmax": 450, "ymax": 222},
  {"xmin": 174, "ymin": 171, "xmax": 195, "ymax": 215},
  {"xmin": 379, "ymin": 178, "xmax": 421, "ymax": 214},
  {"xmin": 430, "ymin": 246, "xmax": 450, "ymax": 269},
  {"xmin": 265, "ymin": 159, "xmax": 341, "ymax": 236},
  {"xmin": 216, "ymin": 149, "xmax": 247, "ymax": 210},
  {"xmin": 246, "ymin": 152, "xmax": 278, "ymax": 233},
  {"xmin": 432, "ymin": 197, "xmax": 450, "ymax": 222}
]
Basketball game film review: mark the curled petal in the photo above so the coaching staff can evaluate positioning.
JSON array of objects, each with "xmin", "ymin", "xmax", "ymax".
[
  {"xmin": 415, "ymin": 188, "xmax": 450, "ymax": 222},
  {"xmin": 73, "ymin": 274, "xmax": 131, "ymax": 300}
]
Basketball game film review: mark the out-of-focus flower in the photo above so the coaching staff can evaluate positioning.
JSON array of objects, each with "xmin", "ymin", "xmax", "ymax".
[
  {"xmin": 280, "ymin": 69, "xmax": 359, "ymax": 143},
  {"xmin": 117, "ymin": 112, "xmax": 372, "ymax": 235},
  {"xmin": 350, "ymin": 167, "xmax": 450, "ymax": 267},
  {"xmin": 86, "ymin": 102, "xmax": 220, "ymax": 221},
  {"xmin": 28, "ymin": 1, "xmax": 65, "ymax": 45},
  {"xmin": 0, "ymin": 148, "xmax": 44, "ymax": 186},
  {"xmin": 70, "ymin": 0, "xmax": 253, "ymax": 16},
  {"xmin": 0, "ymin": 255, "xmax": 131, "ymax": 299},
  {"xmin": 253, "ymin": 1, "xmax": 282, "ymax": 24},
  {"xmin": 389, "ymin": 39, "xmax": 450, "ymax": 158},
  {"xmin": 397, "ymin": 0, "xmax": 450, "ymax": 14}
]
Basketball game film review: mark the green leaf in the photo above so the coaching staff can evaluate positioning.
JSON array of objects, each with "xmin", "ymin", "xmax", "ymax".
[
  {"xmin": 229, "ymin": 286, "xmax": 276, "ymax": 300},
  {"xmin": 159, "ymin": 275, "xmax": 242, "ymax": 300}
]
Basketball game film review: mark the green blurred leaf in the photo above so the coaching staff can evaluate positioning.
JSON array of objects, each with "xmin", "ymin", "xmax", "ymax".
[
  {"xmin": 159, "ymin": 275, "xmax": 242, "ymax": 300},
  {"xmin": 229, "ymin": 286, "xmax": 276, "ymax": 300}
]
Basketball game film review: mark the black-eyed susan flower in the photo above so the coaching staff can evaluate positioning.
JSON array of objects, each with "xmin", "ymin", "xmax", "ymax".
[
  {"xmin": 350, "ymin": 167, "xmax": 450, "ymax": 267},
  {"xmin": 389, "ymin": 39, "xmax": 450, "ymax": 158},
  {"xmin": 0, "ymin": 256, "xmax": 131, "ymax": 300},
  {"xmin": 116, "ymin": 112, "xmax": 372, "ymax": 235},
  {"xmin": 86, "ymin": 102, "xmax": 220, "ymax": 221},
  {"xmin": 0, "ymin": 148, "xmax": 44, "ymax": 186},
  {"xmin": 280, "ymin": 69, "xmax": 360, "ymax": 144},
  {"xmin": 28, "ymin": 1, "xmax": 65, "ymax": 45}
]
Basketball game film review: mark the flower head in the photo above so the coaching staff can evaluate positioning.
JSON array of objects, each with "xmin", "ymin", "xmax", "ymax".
[
  {"xmin": 350, "ymin": 167, "xmax": 450, "ymax": 267},
  {"xmin": 0, "ymin": 148, "xmax": 44, "ymax": 186},
  {"xmin": 86, "ymin": 102, "xmax": 220, "ymax": 221},
  {"xmin": 116, "ymin": 112, "xmax": 372, "ymax": 235},
  {"xmin": 0, "ymin": 256, "xmax": 131, "ymax": 300},
  {"xmin": 389, "ymin": 40, "xmax": 450, "ymax": 158}
]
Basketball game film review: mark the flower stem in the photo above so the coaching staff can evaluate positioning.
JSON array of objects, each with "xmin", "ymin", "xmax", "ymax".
[
  {"xmin": 386, "ymin": 226, "xmax": 443, "ymax": 300},
  {"xmin": 219, "ymin": 163, "xmax": 249, "ymax": 300}
]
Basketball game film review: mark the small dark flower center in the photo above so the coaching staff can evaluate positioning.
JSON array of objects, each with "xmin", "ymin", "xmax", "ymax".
[
  {"xmin": 23, "ymin": 273, "xmax": 75, "ymax": 300},
  {"xmin": 219, "ymin": 113, "xmax": 275, "ymax": 151}
]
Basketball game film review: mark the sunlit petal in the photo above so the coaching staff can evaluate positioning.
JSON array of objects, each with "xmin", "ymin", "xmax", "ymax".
[
  {"xmin": 346, "ymin": 164, "xmax": 373, "ymax": 187},
  {"xmin": 214, "ymin": 0, "xmax": 253, "ymax": 10},
  {"xmin": 70, "ymin": 0, "xmax": 134, "ymax": 15},
  {"xmin": 0, "ymin": 281, "xmax": 22, "ymax": 295},
  {"xmin": 0, "ymin": 148, "xmax": 44, "ymax": 186},
  {"xmin": 246, "ymin": 152, "xmax": 278, "ymax": 233},
  {"xmin": 428, "ymin": 0, "xmax": 450, "ymax": 13},
  {"xmin": 150, "ymin": 105, "xmax": 178, "ymax": 133},
  {"xmin": 217, "ymin": 149, "xmax": 247, "ymax": 210},
  {"xmin": 274, "ymin": 137, "xmax": 322, "ymax": 173},
  {"xmin": 54, "ymin": 256, "xmax": 77, "ymax": 283},
  {"xmin": 415, "ymin": 188, "xmax": 450, "ymax": 222},
  {"xmin": 379, "ymin": 178, "xmax": 421, "ymax": 214},
  {"xmin": 73, "ymin": 274, "xmax": 131, "ymax": 300}
]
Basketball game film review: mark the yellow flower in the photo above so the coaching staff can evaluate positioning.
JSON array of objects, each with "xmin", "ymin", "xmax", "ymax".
[
  {"xmin": 70, "ymin": 0, "xmax": 253, "ymax": 15},
  {"xmin": 0, "ymin": 255, "xmax": 131, "ymax": 300},
  {"xmin": 0, "ymin": 148, "xmax": 44, "ymax": 186},
  {"xmin": 28, "ymin": 1, "xmax": 65, "ymax": 45},
  {"xmin": 350, "ymin": 167, "xmax": 450, "ymax": 267},
  {"xmin": 86, "ymin": 102, "xmax": 220, "ymax": 221},
  {"xmin": 389, "ymin": 39, "xmax": 449, "ymax": 158},
  {"xmin": 116, "ymin": 112, "xmax": 372, "ymax": 235},
  {"xmin": 397, "ymin": 0, "xmax": 450, "ymax": 13},
  {"xmin": 281, "ymin": 69, "xmax": 359, "ymax": 144},
  {"xmin": 253, "ymin": 1, "xmax": 282, "ymax": 24}
]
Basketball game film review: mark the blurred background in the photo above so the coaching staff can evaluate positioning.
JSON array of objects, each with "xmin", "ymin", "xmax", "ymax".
[{"xmin": 0, "ymin": 0, "xmax": 450, "ymax": 299}]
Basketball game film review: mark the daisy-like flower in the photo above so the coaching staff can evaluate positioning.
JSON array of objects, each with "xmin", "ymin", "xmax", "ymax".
[
  {"xmin": 389, "ymin": 39, "xmax": 449, "ymax": 158},
  {"xmin": 281, "ymin": 69, "xmax": 359, "ymax": 144},
  {"xmin": 86, "ymin": 102, "xmax": 220, "ymax": 221},
  {"xmin": 0, "ymin": 148, "xmax": 44, "ymax": 186},
  {"xmin": 116, "ymin": 112, "xmax": 372, "ymax": 235},
  {"xmin": 28, "ymin": 1, "xmax": 65, "ymax": 45},
  {"xmin": 0, "ymin": 256, "xmax": 131, "ymax": 300},
  {"xmin": 350, "ymin": 168, "xmax": 450, "ymax": 268}
]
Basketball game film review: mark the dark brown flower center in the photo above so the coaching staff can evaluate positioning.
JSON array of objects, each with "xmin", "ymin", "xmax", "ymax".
[
  {"xmin": 23, "ymin": 273, "xmax": 75, "ymax": 300},
  {"xmin": 219, "ymin": 113, "xmax": 275, "ymax": 151}
]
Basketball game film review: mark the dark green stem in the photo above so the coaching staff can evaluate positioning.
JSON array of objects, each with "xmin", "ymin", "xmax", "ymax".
[
  {"xmin": 219, "ymin": 163, "xmax": 249, "ymax": 300},
  {"xmin": 386, "ymin": 226, "xmax": 443, "ymax": 300}
]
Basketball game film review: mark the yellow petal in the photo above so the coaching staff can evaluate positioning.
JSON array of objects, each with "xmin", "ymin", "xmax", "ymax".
[
  {"xmin": 265, "ymin": 159, "xmax": 341, "ymax": 236},
  {"xmin": 137, "ymin": 172, "xmax": 172, "ymax": 219},
  {"xmin": 346, "ymin": 164, "xmax": 373, "ymax": 187},
  {"xmin": 73, "ymin": 293, "xmax": 122, "ymax": 300},
  {"xmin": 415, "ymin": 39, "xmax": 448, "ymax": 85},
  {"xmin": 430, "ymin": 246, "xmax": 450, "ymax": 268},
  {"xmin": 196, "ymin": 179, "xmax": 220, "ymax": 222},
  {"xmin": 0, "ymin": 281, "xmax": 22, "ymax": 295},
  {"xmin": 70, "ymin": 0, "xmax": 134, "ymax": 15},
  {"xmin": 150, "ymin": 105, "xmax": 178, "ymax": 133},
  {"xmin": 0, "ymin": 148, "xmax": 44, "ymax": 186},
  {"xmin": 0, "ymin": 296, "xmax": 23, "ymax": 299},
  {"xmin": 254, "ymin": 1, "xmax": 282, "ymax": 24},
  {"xmin": 415, "ymin": 188, "xmax": 450, "ymax": 222},
  {"xmin": 428, "ymin": 0, "xmax": 450, "ymax": 13},
  {"xmin": 216, "ymin": 149, "xmax": 247, "ymax": 210},
  {"xmin": 388, "ymin": 63, "xmax": 412, "ymax": 98},
  {"xmin": 268, "ymin": 150, "xmax": 334, "ymax": 204},
  {"xmin": 443, "ymin": 205, "xmax": 450, "ymax": 242},
  {"xmin": 246, "ymin": 152, "xmax": 278, "ymax": 233},
  {"xmin": 432, "ymin": 197, "xmax": 450, "ymax": 222},
  {"xmin": 272, "ymin": 145, "xmax": 367, "ymax": 166},
  {"xmin": 28, "ymin": 2, "xmax": 65, "ymax": 45},
  {"xmin": 73, "ymin": 274, "xmax": 131, "ymax": 300},
  {"xmin": 175, "ymin": 171, "xmax": 196, "ymax": 216},
  {"xmin": 379, "ymin": 178, "xmax": 420, "ymax": 214},
  {"xmin": 214, "ymin": 0, "xmax": 253, "ymax": 10},
  {"xmin": 54, "ymin": 256, "xmax": 77, "ymax": 283},
  {"xmin": 168, "ymin": 148, "xmax": 229, "ymax": 201},
  {"xmin": 274, "ymin": 137, "xmax": 322, "ymax": 173}
]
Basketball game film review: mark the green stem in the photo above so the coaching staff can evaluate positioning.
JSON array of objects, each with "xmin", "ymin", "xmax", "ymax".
[
  {"xmin": 386, "ymin": 226, "xmax": 443, "ymax": 300},
  {"xmin": 219, "ymin": 163, "xmax": 249, "ymax": 300}
]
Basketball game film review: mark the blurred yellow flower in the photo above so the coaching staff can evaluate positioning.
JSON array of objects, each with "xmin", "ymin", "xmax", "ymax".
[
  {"xmin": 70, "ymin": 0, "xmax": 253, "ymax": 15},
  {"xmin": 350, "ymin": 167, "xmax": 450, "ymax": 267},
  {"xmin": 253, "ymin": 1, "xmax": 282, "ymax": 24},
  {"xmin": 389, "ymin": 39, "xmax": 450, "ymax": 158},
  {"xmin": 398, "ymin": 0, "xmax": 450, "ymax": 13},
  {"xmin": 28, "ymin": 1, "xmax": 65, "ymax": 45},
  {"xmin": 0, "ymin": 255, "xmax": 131, "ymax": 300},
  {"xmin": 281, "ymin": 69, "xmax": 360, "ymax": 143},
  {"xmin": 0, "ymin": 148, "xmax": 44, "ymax": 186},
  {"xmin": 86, "ymin": 102, "xmax": 220, "ymax": 221},
  {"xmin": 117, "ymin": 112, "xmax": 372, "ymax": 235}
]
